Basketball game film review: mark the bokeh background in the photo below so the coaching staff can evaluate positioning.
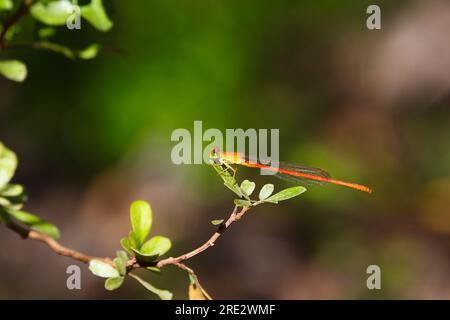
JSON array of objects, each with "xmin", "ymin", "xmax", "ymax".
[{"xmin": 1, "ymin": 0, "xmax": 450, "ymax": 299}]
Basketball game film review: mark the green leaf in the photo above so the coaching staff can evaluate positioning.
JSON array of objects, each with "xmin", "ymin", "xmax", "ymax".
[
  {"xmin": 234, "ymin": 199, "xmax": 252, "ymax": 207},
  {"xmin": 264, "ymin": 186, "xmax": 307, "ymax": 203},
  {"xmin": 0, "ymin": 197, "xmax": 23, "ymax": 211},
  {"xmin": 7, "ymin": 210, "xmax": 60, "ymax": 239},
  {"xmin": 32, "ymin": 222, "xmax": 60, "ymax": 239},
  {"xmin": 4, "ymin": 24, "xmax": 20, "ymax": 42},
  {"xmin": 4, "ymin": 203, "xmax": 23, "ymax": 211},
  {"xmin": 131, "ymin": 248, "xmax": 158, "ymax": 263},
  {"xmin": 105, "ymin": 276, "xmax": 124, "ymax": 291},
  {"xmin": 0, "ymin": 60, "xmax": 27, "ymax": 82},
  {"xmin": 213, "ymin": 165, "xmax": 244, "ymax": 198},
  {"xmin": 0, "ymin": 184, "xmax": 23, "ymax": 197},
  {"xmin": 146, "ymin": 266, "xmax": 161, "ymax": 274},
  {"xmin": 240, "ymin": 180, "xmax": 256, "ymax": 196},
  {"xmin": 129, "ymin": 200, "xmax": 152, "ymax": 248},
  {"xmin": 81, "ymin": 0, "xmax": 113, "ymax": 32},
  {"xmin": 128, "ymin": 273, "xmax": 173, "ymax": 300},
  {"xmin": 211, "ymin": 219, "xmax": 224, "ymax": 226},
  {"xmin": 38, "ymin": 27, "xmax": 56, "ymax": 39},
  {"xmin": 0, "ymin": 184, "xmax": 27, "ymax": 211},
  {"xmin": 117, "ymin": 250, "xmax": 128, "ymax": 264},
  {"xmin": 140, "ymin": 236, "xmax": 171, "ymax": 257},
  {"xmin": 0, "ymin": 0, "xmax": 13, "ymax": 11},
  {"xmin": 89, "ymin": 260, "xmax": 120, "ymax": 278},
  {"xmin": 224, "ymin": 181, "xmax": 243, "ymax": 198},
  {"xmin": 31, "ymin": 0, "xmax": 75, "ymax": 26},
  {"xmin": 120, "ymin": 237, "xmax": 132, "ymax": 255},
  {"xmin": 133, "ymin": 236, "xmax": 172, "ymax": 263},
  {"xmin": 259, "ymin": 184, "xmax": 274, "ymax": 201},
  {"xmin": 78, "ymin": 44, "xmax": 100, "ymax": 60},
  {"xmin": 128, "ymin": 230, "xmax": 139, "ymax": 249},
  {"xmin": 0, "ymin": 197, "xmax": 11, "ymax": 207},
  {"xmin": 114, "ymin": 254, "xmax": 127, "ymax": 276},
  {"xmin": 7, "ymin": 210, "xmax": 40, "ymax": 224}
]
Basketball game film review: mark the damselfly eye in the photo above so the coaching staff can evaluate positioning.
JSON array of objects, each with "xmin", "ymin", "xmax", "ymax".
[{"xmin": 214, "ymin": 157, "xmax": 222, "ymax": 165}]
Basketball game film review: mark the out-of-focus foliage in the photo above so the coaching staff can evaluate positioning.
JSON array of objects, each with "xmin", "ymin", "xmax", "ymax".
[
  {"xmin": 0, "ymin": 60, "xmax": 27, "ymax": 82},
  {"xmin": 30, "ymin": 0, "xmax": 112, "ymax": 31},
  {"xmin": 0, "ymin": 0, "xmax": 113, "ymax": 82},
  {"xmin": 0, "ymin": 0, "xmax": 13, "ymax": 11}
]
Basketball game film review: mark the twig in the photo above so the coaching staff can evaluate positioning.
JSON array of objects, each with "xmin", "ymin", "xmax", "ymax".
[
  {"xmin": 28, "ymin": 231, "xmax": 112, "ymax": 264},
  {"xmin": 4, "ymin": 218, "xmax": 113, "ymax": 265},
  {"xmin": 0, "ymin": 0, "xmax": 35, "ymax": 51}
]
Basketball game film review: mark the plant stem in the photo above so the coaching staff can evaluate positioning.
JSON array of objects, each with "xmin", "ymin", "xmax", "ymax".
[
  {"xmin": 156, "ymin": 205, "xmax": 250, "ymax": 268},
  {"xmin": 4, "ymin": 217, "xmax": 113, "ymax": 265}
]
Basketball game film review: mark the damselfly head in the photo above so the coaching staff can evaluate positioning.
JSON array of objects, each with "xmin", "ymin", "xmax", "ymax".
[{"xmin": 209, "ymin": 147, "xmax": 223, "ymax": 165}]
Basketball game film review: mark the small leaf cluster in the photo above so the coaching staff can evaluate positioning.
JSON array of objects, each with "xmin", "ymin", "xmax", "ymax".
[
  {"xmin": 0, "ymin": 142, "xmax": 59, "ymax": 239},
  {"xmin": 31, "ymin": 0, "xmax": 112, "ymax": 31},
  {"xmin": 0, "ymin": 0, "xmax": 113, "ymax": 82},
  {"xmin": 88, "ymin": 200, "xmax": 173, "ymax": 300},
  {"xmin": 120, "ymin": 201, "xmax": 172, "ymax": 264},
  {"xmin": 212, "ymin": 162, "xmax": 306, "ymax": 213},
  {"xmin": 89, "ymin": 253, "xmax": 126, "ymax": 291}
]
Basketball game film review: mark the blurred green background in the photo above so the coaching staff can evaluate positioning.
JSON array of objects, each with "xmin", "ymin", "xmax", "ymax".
[{"xmin": 1, "ymin": 0, "xmax": 450, "ymax": 299}]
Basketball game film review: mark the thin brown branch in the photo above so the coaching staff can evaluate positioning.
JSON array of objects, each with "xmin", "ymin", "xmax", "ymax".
[
  {"xmin": 156, "ymin": 205, "xmax": 250, "ymax": 268},
  {"xmin": 0, "ymin": 0, "xmax": 34, "ymax": 51},
  {"xmin": 28, "ymin": 230, "xmax": 112, "ymax": 264},
  {"xmin": 4, "ymin": 217, "xmax": 113, "ymax": 266}
]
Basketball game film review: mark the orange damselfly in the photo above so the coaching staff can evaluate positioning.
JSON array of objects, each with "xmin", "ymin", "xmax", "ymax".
[{"xmin": 210, "ymin": 149, "xmax": 372, "ymax": 194}]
